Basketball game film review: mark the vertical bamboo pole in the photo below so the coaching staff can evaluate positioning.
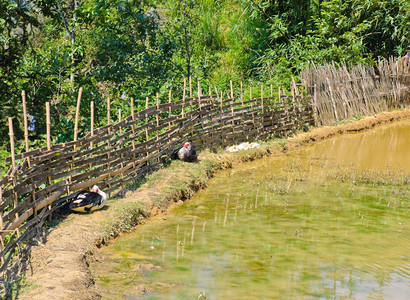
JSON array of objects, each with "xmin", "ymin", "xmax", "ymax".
[
  {"xmin": 8, "ymin": 117, "xmax": 16, "ymax": 171},
  {"xmin": 292, "ymin": 77, "xmax": 299, "ymax": 96},
  {"xmin": 270, "ymin": 84, "xmax": 273, "ymax": 98},
  {"xmin": 89, "ymin": 101, "xmax": 94, "ymax": 175},
  {"xmin": 90, "ymin": 101, "xmax": 94, "ymax": 148},
  {"xmin": 45, "ymin": 103, "xmax": 52, "ymax": 220},
  {"xmin": 107, "ymin": 98, "xmax": 111, "ymax": 128},
  {"xmin": 106, "ymin": 97, "xmax": 112, "ymax": 194},
  {"xmin": 197, "ymin": 81, "xmax": 201, "ymax": 109},
  {"xmin": 22, "ymin": 91, "xmax": 29, "ymax": 153},
  {"xmin": 189, "ymin": 76, "xmax": 192, "ymax": 98},
  {"xmin": 209, "ymin": 86, "xmax": 212, "ymax": 97},
  {"xmin": 46, "ymin": 102, "xmax": 51, "ymax": 151},
  {"xmin": 240, "ymin": 81, "xmax": 243, "ymax": 106},
  {"xmin": 118, "ymin": 109, "xmax": 122, "ymax": 135},
  {"xmin": 261, "ymin": 85, "xmax": 264, "ymax": 113},
  {"xmin": 156, "ymin": 93, "xmax": 159, "ymax": 141},
  {"xmin": 168, "ymin": 90, "xmax": 172, "ymax": 130},
  {"xmin": 131, "ymin": 98, "xmax": 136, "ymax": 166},
  {"xmin": 249, "ymin": 86, "xmax": 252, "ymax": 101},
  {"xmin": 145, "ymin": 97, "xmax": 150, "ymax": 164},
  {"xmin": 145, "ymin": 97, "xmax": 149, "ymax": 141},
  {"xmin": 182, "ymin": 79, "xmax": 186, "ymax": 118},
  {"xmin": 230, "ymin": 80, "xmax": 234, "ymax": 100},
  {"xmin": 73, "ymin": 87, "xmax": 83, "ymax": 142}
]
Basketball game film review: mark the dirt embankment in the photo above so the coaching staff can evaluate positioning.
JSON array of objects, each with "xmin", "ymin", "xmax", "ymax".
[{"xmin": 12, "ymin": 109, "xmax": 410, "ymax": 300}]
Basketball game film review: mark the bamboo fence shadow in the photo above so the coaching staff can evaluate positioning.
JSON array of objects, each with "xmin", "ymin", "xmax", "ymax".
[{"xmin": 0, "ymin": 81, "xmax": 313, "ymax": 278}]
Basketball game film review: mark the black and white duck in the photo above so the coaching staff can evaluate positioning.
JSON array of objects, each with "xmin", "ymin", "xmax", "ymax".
[
  {"xmin": 67, "ymin": 185, "xmax": 107, "ymax": 213},
  {"xmin": 177, "ymin": 142, "xmax": 198, "ymax": 162}
]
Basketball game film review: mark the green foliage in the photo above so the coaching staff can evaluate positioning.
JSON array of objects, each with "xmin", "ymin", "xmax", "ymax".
[{"xmin": 0, "ymin": 0, "xmax": 408, "ymax": 158}]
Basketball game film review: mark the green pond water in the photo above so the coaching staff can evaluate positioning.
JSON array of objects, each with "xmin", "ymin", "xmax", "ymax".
[{"xmin": 91, "ymin": 121, "xmax": 409, "ymax": 299}]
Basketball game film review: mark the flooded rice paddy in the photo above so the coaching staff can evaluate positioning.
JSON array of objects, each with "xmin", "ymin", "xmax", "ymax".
[{"xmin": 91, "ymin": 121, "xmax": 409, "ymax": 299}]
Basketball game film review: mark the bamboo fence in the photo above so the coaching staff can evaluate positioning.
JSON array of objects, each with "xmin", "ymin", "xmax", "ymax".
[
  {"xmin": 301, "ymin": 57, "xmax": 410, "ymax": 125},
  {"xmin": 0, "ymin": 83, "xmax": 313, "ymax": 276}
]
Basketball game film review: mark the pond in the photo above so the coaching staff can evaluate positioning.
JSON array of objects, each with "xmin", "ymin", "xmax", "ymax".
[{"xmin": 91, "ymin": 120, "xmax": 409, "ymax": 299}]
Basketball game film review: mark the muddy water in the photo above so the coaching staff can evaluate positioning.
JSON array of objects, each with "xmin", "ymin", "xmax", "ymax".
[{"xmin": 91, "ymin": 121, "xmax": 409, "ymax": 299}]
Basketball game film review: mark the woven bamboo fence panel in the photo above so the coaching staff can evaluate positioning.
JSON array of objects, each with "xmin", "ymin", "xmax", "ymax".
[
  {"xmin": 301, "ymin": 58, "xmax": 410, "ymax": 125},
  {"xmin": 0, "ymin": 92, "xmax": 313, "ymax": 275}
]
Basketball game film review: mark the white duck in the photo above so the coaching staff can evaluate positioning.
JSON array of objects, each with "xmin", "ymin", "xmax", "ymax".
[{"xmin": 68, "ymin": 185, "xmax": 107, "ymax": 213}]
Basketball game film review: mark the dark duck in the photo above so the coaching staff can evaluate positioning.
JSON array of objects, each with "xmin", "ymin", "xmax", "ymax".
[
  {"xmin": 177, "ymin": 142, "xmax": 198, "ymax": 162},
  {"xmin": 66, "ymin": 185, "xmax": 107, "ymax": 213}
]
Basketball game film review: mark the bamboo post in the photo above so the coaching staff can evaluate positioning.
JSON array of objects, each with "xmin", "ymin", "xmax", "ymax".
[
  {"xmin": 249, "ymin": 86, "xmax": 252, "ymax": 101},
  {"xmin": 118, "ymin": 109, "xmax": 122, "ymax": 135},
  {"xmin": 230, "ymin": 80, "xmax": 234, "ymax": 100},
  {"xmin": 107, "ymin": 98, "xmax": 111, "ymax": 127},
  {"xmin": 131, "ymin": 98, "xmax": 136, "ymax": 165},
  {"xmin": 240, "ymin": 81, "xmax": 243, "ymax": 106},
  {"xmin": 182, "ymin": 79, "xmax": 186, "ymax": 118},
  {"xmin": 261, "ymin": 85, "xmax": 264, "ymax": 113},
  {"xmin": 22, "ymin": 91, "xmax": 29, "ymax": 153},
  {"xmin": 145, "ymin": 97, "xmax": 149, "ymax": 141},
  {"xmin": 313, "ymin": 84, "xmax": 318, "ymax": 126},
  {"xmin": 197, "ymin": 81, "xmax": 201, "ymax": 109},
  {"xmin": 89, "ymin": 101, "xmax": 94, "ymax": 175},
  {"xmin": 90, "ymin": 101, "xmax": 94, "ymax": 148},
  {"xmin": 8, "ymin": 117, "xmax": 16, "ymax": 171},
  {"xmin": 156, "ymin": 93, "xmax": 159, "ymax": 141},
  {"xmin": 46, "ymin": 102, "xmax": 51, "ymax": 151},
  {"xmin": 168, "ymin": 90, "xmax": 172, "ymax": 130},
  {"xmin": 189, "ymin": 76, "xmax": 192, "ymax": 98},
  {"xmin": 73, "ymin": 87, "xmax": 83, "ymax": 142},
  {"xmin": 209, "ymin": 86, "xmax": 212, "ymax": 97},
  {"xmin": 292, "ymin": 77, "xmax": 299, "ymax": 96},
  {"xmin": 106, "ymin": 97, "xmax": 112, "ymax": 194},
  {"xmin": 45, "ymin": 103, "xmax": 52, "ymax": 220},
  {"xmin": 270, "ymin": 84, "xmax": 273, "ymax": 98}
]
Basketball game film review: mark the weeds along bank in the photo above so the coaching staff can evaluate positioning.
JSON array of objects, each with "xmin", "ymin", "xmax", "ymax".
[{"xmin": 10, "ymin": 108, "xmax": 410, "ymax": 299}]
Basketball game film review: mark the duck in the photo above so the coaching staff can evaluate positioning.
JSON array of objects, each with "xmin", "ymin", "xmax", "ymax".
[
  {"xmin": 67, "ymin": 185, "xmax": 107, "ymax": 213},
  {"xmin": 177, "ymin": 142, "xmax": 198, "ymax": 162}
]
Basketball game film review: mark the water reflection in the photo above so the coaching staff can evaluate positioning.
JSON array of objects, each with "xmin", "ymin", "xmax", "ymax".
[{"xmin": 91, "ymin": 121, "xmax": 409, "ymax": 299}]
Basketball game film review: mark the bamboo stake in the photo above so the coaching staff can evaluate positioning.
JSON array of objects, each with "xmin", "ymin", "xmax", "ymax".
[
  {"xmin": 131, "ymin": 98, "xmax": 136, "ymax": 151},
  {"xmin": 73, "ymin": 87, "xmax": 83, "ymax": 142},
  {"xmin": 189, "ymin": 76, "xmax": 192, "ymax": 98},
  {"xmin": 182, "ymin": 79, "xmax": 186, "ymax": 118},
  {"xmin": 261, "ymin": 85, "xmax": 264, "ymax": 113},
  {"xmin": 156, "ymin": 93, "xmax": 159, "ymax": 141},
  {"xmin": 46, "ymin": 102, "xmax": 51, "ymax": 151},
  {"xmin": 240, "ymin": 81, "xmax": 243, "ymax": 106},
  {"xmin": 230, "ymin": 80, "xmax": 233, "ymax": 100},
  {"xmin": 8, "ymin": 117, "xmax": 16, "ymax": 171},
  {"xmin": 145, "ymin": 97, "xmax": 149, "ymax": 140},
  {"xmin": 22, "ymin": 91, "xmax": 29, "ymax": 153},
  {"xmin": 270, "ymin": 84, "xmax": 273, "ymax": 98},
  {"xmin": 45, "ymin": 102, "xmax": 52, "ymax": 220},
  {"xmin": 168, "ymin": 90, "xmax": 172, "ymax": 130},
  {"xmin": 90, "ymin": 101, "xmax": 94, "ymax": 147},
  {"xmin": 197, "ymin": 81, "xmax": 201, "ymax": 109}
]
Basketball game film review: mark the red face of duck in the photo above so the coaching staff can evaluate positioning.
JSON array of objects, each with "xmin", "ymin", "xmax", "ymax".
[
  {"xmin": 92, "ymin": 185, "xmax": 99, "ymax": 193},
  {"xmin": 183, "ymin": 142, "xmax": 190, "ymax": 148}
]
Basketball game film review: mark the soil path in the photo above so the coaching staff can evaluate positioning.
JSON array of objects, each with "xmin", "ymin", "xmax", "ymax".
[{"xmin": 16, "ymin": 110, "xmax": 410, "ymax": 299}]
